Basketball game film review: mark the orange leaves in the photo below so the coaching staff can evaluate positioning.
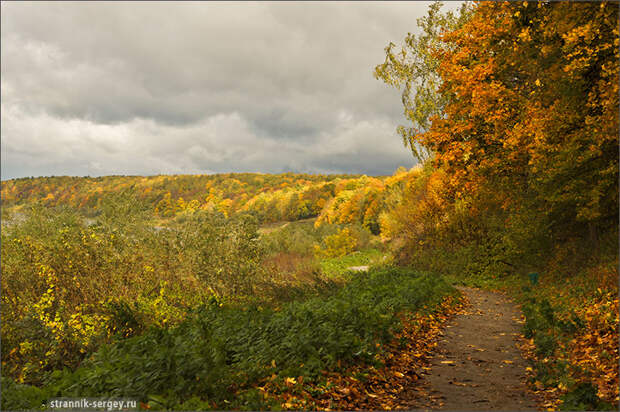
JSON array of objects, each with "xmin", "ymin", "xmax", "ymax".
[
  {"xmin": 258, "ymin": 296, "xmax": 464, "ymax": 411},
  {"xmin": 416, "ymin": 0, "xmax": 619, "ymax": 243},
  {"xmin": 568, "ymin": 294, "xmax": 619, "ymax": 403},
  {"xmin": 517, "ymin": 263, "xmax": 619, "ymax": 409}
]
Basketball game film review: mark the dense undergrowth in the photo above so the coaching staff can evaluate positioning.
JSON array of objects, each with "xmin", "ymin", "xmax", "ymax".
[
  {"xmin": 1, "ymin": 267, "xmax": 455, "ymax": 411},
  {"xmin": 1, "ymin": 194, "xmax": 384, "ymax": 388}
]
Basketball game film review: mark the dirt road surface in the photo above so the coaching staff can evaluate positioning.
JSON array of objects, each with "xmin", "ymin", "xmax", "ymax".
[{"xmin": 400, "ymin": 286, "xmax": 537, "ymax": 410}]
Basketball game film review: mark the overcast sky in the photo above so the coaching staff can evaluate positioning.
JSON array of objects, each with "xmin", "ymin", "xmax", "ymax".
[{"xmin": 1, "ymin": 1, "xmax": 455, "ymax": 180}]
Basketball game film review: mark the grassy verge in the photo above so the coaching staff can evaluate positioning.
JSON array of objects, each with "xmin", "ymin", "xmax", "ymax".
[
  {"xmin": 1, "ymin": 267, "xmax": 455, "ymax": 411},
  {"xmin": 259, "ymin": 294, "xmax": 464, "ymax": 410},
  {"xmin": 320, "ymin": 248, "xmax": 385, "ymax": 278}
]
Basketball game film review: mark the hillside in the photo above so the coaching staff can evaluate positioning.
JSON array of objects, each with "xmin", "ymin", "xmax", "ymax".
[{"xmin": 2, "ymin": 173, "xmax": 360, "ymax": 222}]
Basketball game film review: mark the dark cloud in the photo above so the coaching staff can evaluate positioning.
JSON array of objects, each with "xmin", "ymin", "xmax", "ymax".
[{"xmin": 1, "ymin": 1, "xmax": 457, "ymax": 180}]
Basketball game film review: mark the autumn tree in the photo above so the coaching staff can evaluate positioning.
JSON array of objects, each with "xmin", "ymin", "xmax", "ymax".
[
  {"xmin": 377, "ymin": 1, "xmax": 619, "ymax": 270},
  {"xmin": 425, "ymin": 1, "xmax": 619, "ymax": 246},
  {"xmin": 375, "ymin": 1, "xmax": 471, "ymax": 161}
]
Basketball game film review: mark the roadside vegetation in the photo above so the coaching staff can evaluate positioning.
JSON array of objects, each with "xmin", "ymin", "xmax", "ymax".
[
  {"xmin": 2, "ymin": 267, "xmax": 456, "ymax": 411},
  {"xmin": 3, "ymin": 186, "xmax": 455, "ymax": 411}
]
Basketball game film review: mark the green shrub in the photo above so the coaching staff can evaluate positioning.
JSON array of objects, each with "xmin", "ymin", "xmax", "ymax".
[
  {"xmin": 534, "ymin": 332, "xmax": 558, "ymax": 358},
  {"xmin": 0, "ymin": 377, "xmax": 48, "ymax": 411},
  {"xmin": 523, "ymin": 298, "xmax": 560, "ymax": 357},
  {"xmin": 560, "ymin": 382, "xmax": 604, "ymax": 411},
  {"xmin": 260, "ymin": 221, "xmax": 339, "ymax": 256},
  {"xmin": 1, "ymin": 204, "xmax": 269, "ymax": 385},
  {"xmin": 4, "ymin": 268, "xmax": 454, "ymax": 411},
  {"xmin": 314, "ymin": 227, "xmax": 357, "ymax": 258},
  {"xmin": 178, "ymin": 211, "xmax": 265, "ymax": 297},
  {"xmin": 103, "ymin": 300, "xmax": 148, "ymax": 339}
]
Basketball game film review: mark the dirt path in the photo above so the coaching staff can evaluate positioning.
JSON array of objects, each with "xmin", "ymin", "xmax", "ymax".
[{"xmin": 401, "ymin": 287, "xmax": 538, "ymax": 410}]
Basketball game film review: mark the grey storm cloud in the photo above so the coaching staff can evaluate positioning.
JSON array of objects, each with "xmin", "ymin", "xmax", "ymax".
[{"xmin": 1, "ymin": 1, "xmax": 458, "ymax": 180}]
